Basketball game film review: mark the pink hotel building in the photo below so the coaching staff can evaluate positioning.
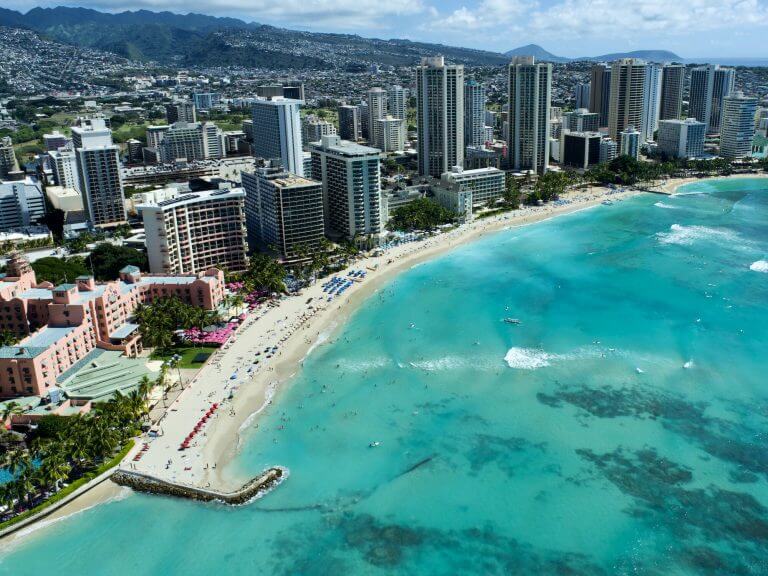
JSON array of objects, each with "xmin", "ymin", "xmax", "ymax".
[{"xmin": 0, "ymin": 253, "xmax": 225, "ymax": 400}]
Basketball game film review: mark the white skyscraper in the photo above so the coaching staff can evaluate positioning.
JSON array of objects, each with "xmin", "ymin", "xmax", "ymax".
[
  {"xmin": 720, "ymin": 92, "xmax": 758, "ymax": 159},
  {"xmin": 72, "ymin": 117, "xmax": 126, "ymax": 227},
  {"xmin": 657, "ymin": 118, "xmax": 706, "ymax": 159},
  {"xmin": 49, "ymin": 148, "xmax": 80, "ymax": 191},
  {"xmin": 641, "ymin": 63, "xmax": 662, "ymax": 142},
  {"xmin": 252, "ymin": 97, "xmax": 304, "ymax": 176},
  {"xmin": 416, "ymin": 56, "xmax": 464, "ymax": 177},
  {"xmin": 507, "ymin": 55, "xmax": 552, "ymax": 174},
  {"xmin": 688, "ymin": 65, "xmax": 736, "ymax": 134},
  {"xmin": 464, "ymin": 79, "xmax": 487, "ymax": 147},
  {"xmin": 386, "ymin": 85, "xmax": 408, "ymax": 123}
]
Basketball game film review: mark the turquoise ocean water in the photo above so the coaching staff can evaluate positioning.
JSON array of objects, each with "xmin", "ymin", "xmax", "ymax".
[{"xmin": 2, "ymin": 179, "xmax": 768, "ymax": 575}]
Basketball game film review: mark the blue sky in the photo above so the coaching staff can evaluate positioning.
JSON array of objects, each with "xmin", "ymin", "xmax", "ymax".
[{"xmin": 6, "ymin": 0, "xmax": 768, "ymax": 57}]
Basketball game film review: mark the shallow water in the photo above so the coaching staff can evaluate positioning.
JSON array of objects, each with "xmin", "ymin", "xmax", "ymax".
[{"xmin": 2, "ymin": 179, "xmax": 768, "ymax": 575}]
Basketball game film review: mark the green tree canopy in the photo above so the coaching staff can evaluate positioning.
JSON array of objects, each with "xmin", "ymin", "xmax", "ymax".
[
  {"xmin": 388, "ymin": 198, "xmax": 456, "ymax": 232},
  {"xmin": 31, "ymin": 256, "xmax": 89, "ymax": 285},
  {"xmin": 86, "ymin": 243, "xmax": 148, "ymax": 281}
]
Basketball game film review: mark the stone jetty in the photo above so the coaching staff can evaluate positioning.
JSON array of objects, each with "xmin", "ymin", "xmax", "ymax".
[{"xmin": 112, "ymin": 466, "xmax": 286, "ymax": 505}]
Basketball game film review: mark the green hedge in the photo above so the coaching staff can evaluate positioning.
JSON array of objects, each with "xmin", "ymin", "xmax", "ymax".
[{"xmin": 0, "ymin": 439, "xmax": 135, "ymax": 532}]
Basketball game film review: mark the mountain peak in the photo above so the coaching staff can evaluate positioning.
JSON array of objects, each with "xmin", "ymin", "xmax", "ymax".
[{"xmin": 504, "ymin": 44, "xmax": 567, "ymax": 62}]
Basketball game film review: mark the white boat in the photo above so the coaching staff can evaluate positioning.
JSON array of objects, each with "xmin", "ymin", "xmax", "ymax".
[
  {"xmin": 369, "ymin": 441, "xmax": 381, "ymax": 448},
  {"xmin": 503, "ymin": 318, "xmax": 521, "ymax": 325}
]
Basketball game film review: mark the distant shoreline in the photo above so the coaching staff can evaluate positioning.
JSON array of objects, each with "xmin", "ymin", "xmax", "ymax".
[{"xmin": 661, "ymin": 172, "xmax": 768, "ymax": 195}]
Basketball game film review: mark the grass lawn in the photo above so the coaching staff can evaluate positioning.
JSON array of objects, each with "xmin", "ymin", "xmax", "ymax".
[{"xmin": 150, "ymin": 345, "xmax": 219, "ymax": 369}]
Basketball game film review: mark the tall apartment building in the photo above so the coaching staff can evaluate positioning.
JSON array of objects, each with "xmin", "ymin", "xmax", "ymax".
[
  {"xmin": 619, "ymin": 126, "xmax": 641, "ymax": 159},
  {"xmin": 660, "ymin": 64, "xmax": 685, "ymax": 120},
  {"xmin": 0, "ymin": 178, "xmax": 46, "ymax": 232},
  {"xmin": 157, "ymin": 122, "xmax": 204, "ymax": 163},
  {"xmin": 507, "ymin": 56, "xmax": 552, "ymax": 174},
  {"xmin": 146, "ymin": 125, "xmax": 170, "ymax": 150},
  {"xmin": 202, "ymin": 123, "xmax": 226, "ymax": 159},
  {"xmin": 0, "ymin": 136, "xmax": 20, "ymax": 179},
  {"xmin": 302, "ymin": 116, "xmax": 336, "ymax": 148},
  {"xmin": 338, "ymin": 104, "xmax": 361, "ymax": 141},
  {"xmin": 310, "ymin": 135, "xmax": 382, "ymax": 240},
  {"xmin": 438, "ymin": 166, "xmax": 505, "ymax": 207},
  {"xmin": 72, "ymin": 117, "xmax": 126, "ymax": 227},
  {"xmin": 562, "ymin": 108, "xmax": 599, "ymax": 132},
  {"xmin": 416, "ymin": 56, "xmax": 464, "ymax": 177},
  {"xmin": 720, "ymin": 92, "xmax": 758, "ymax": 159},
  {"xmin": 608, "ymin": 59, "xmax": 646, "ymax": 143},
  {"xmin": 252, "ymin": 97, "xmax": 304, "ymax": 176},
  {"xmin": 657, "ymin": 118, "xmax": 706, "ymax": 159},
  {"xmin": 166, "ymin": 100, "xmax": 197, "ymax": 124},
  {"xmin": 464, "ymin": 79, "xmax": 487, "ymax": 147},
  {"xmin": 689, "ymin": 65, "xmax": 736, "ymax": 134},
  {"xmin": 49, "ymin": 148, "xmax": 80, "ymax": 191},
  {"xmin": 599, "ymin": 138, "xmax": 617, "ymax": 164},
  {"xmin": 387, "ymin": 85, "xmax": 408, "ymax": 123},
  {"xmin": 367, "ymin": 87, "xmax": 388, "ymax": 147},
  {"xmin": 141, "ymin": 189, "xmax": 248, "ymax": 275},
  {"xmin": 358, "ymin": 102, "xmax": 370, "ymax": 140},
  {"xmin": 574, "ymin": 83, "xmax": 590, "ymax": 109},
  {"xmin": 42, "ymin": 131, "xmax": 69, "ymax": 152},
  {"xmin": 242, "ymin": 164, "xmax": 325, "ymax": 262},
  {"xmin": 642, "ymin": 63, "xmax": 663, "ymax": 141},
  {"xmin": 376, "ymin": 117, "xmax": 406, "ymax": 152},
  {"xmin": 589, "ymin": 64, "xmax": 611, "ymax": 127},
  {"xmin": 192, "ymin": 92, "xmax": 220, "ymax": 111}
]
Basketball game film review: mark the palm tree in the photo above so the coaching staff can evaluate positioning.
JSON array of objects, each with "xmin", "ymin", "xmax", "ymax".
[
  {"xmin": 1, "ymin": 400, "xmax": 23, "ymax": 424},
  {"xmin": 4, "ymin": 448, "xmax": 32, "ymax": 478},
  {"xmin": 38, "ymin": 453, "xmax": 70, "ymax": 492}
]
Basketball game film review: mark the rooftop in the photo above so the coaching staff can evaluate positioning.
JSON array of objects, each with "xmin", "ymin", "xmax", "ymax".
[
  {"xmin": 59, "ymin": 350, "xmax": 155, "ymax": 402},
  {"xmin": 24, "ymin": 325, "xmax": 78, "ymax": 349}
]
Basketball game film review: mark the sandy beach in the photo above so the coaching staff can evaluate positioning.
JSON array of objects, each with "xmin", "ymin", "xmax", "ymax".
[{"xmin": 658, "ymin": 172, "xmax": 768, "ymax": 194}]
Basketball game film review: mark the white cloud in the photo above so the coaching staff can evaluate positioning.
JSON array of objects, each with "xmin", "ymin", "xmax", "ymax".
[
  {"xmin": 430, "ymin": 0, "xmax": 534, "ymax": 30},
  {"xmin": 528, "ymin": 0, "xmax": 768, "ymax": 38}
]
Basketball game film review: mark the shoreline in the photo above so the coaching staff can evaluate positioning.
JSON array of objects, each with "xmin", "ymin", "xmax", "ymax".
[
  {"xmin": 6, "ymin": 172, "xmax": 766, "ymax": 542},
  {"xmin": 200, "ymin": 184, "xmax": 641, "ymax": 489},
  {"xmin": 660, "ymin": 171, "xmax": 768, "ymax": 194}
]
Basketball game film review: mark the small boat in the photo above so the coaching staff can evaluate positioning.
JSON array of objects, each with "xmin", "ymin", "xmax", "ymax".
[
  {"xmin": 635, "ymin": 367, "xmax": 645, "ymax": 374},
  {"xmin": 503, "ymin": 318, "xmax": 521, "ymax": 325},
  {"xmin": 602, "ymin": 200, "xmax": 613, "ymax": 205},
  {"xmin": 369, "ymin": 441, "xmax": 381, "ymax": 448}
]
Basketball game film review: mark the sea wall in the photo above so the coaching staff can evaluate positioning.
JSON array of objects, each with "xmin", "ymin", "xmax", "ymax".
[{"xmin": 111, "ymin": 467, "xmax": 286, "ymax": 505}]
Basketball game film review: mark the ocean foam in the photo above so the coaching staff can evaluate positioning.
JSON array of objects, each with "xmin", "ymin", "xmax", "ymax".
[
  {"xmin": 750, "ymin": 260, "xmax": 768, "ymax": 273},
  {"xmin": 409, "ymin": 355, "xmax": 498, "ymax": 372},
  {"xmin": 503, "ymin": 348, "xmax": 553, "ymax": 369},
  {"xmin": 656, "ymin": 224, "xmax": 738, "ymax": 246},
  {"xmin": 654, "ymin": 201, "xmax": 679, "ymax": 210}
]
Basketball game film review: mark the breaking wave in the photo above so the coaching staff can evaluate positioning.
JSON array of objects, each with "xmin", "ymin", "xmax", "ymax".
[
  {"xmin": 654, "ymin": 201, "xmax": 679, "ymax": 210},
  {"xmin": 750, "ymin": 260, "xmax": 768, "ymax": 273},
  {"xmin": 503, "ymin": 348, "xmax": 553, "ymax": 369},
  {"xmin": 656, "ymin": 224, "xmax": 738, "ymax": 246}
]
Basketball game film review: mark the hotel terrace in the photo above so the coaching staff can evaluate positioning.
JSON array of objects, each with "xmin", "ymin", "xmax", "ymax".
[{"xmin": 0, "ymin": 252, "xmax": 225, "ymax": 400}]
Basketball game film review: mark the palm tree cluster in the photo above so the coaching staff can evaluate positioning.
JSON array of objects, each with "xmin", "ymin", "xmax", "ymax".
[
  {"xmin": 0, "ymin": 380, "xmax": 151, "ymax": 522},
  {"xmin": 134, "ymin": 296, "xmax": 222, "ymax": 352}
]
